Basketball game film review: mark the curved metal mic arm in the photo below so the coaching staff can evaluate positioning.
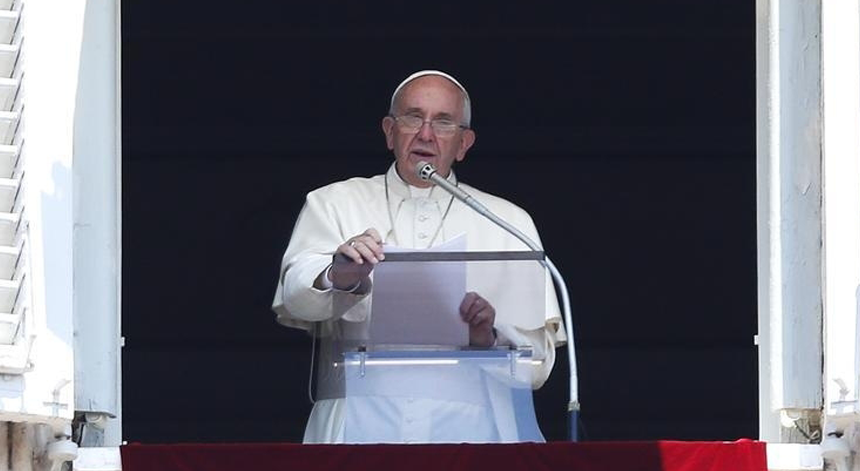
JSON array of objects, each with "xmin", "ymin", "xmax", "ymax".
[{"xmin": 416, "ymin": 161, "xmax": 581, "ymax": 440}]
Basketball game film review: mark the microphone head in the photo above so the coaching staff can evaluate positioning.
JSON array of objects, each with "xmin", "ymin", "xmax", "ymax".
[{"xmin": 416, "ymin": 161, "xmax": 436, "ymax": 181}]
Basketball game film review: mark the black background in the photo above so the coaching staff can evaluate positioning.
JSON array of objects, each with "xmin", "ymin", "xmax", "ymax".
[{"xmin": 121, "ymin": 1, "xmax": 757, "ymax": 442}]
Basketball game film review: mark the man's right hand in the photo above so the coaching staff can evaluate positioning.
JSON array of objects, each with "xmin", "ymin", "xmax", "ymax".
[{"xmin": 328, "ymin": 228, "xmax": 385, "ymax": 290}]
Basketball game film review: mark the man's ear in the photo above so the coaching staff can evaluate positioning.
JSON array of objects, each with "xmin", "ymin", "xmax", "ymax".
[
  {"xmin": 456, "ymin": 129, "xmax": 476, "ymax": 162},
  {"xmin": 382, "ymin": 116, "xmax": 395, "ymax": 150}
]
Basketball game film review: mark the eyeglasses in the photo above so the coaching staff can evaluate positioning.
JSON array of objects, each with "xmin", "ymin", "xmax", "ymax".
[{"xmin": 390, "ymin": 115, "xmax": 468, "ymax": 137}]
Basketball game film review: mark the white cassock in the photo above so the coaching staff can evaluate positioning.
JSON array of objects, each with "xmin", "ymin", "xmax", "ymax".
[{"xmin": 272, "ymin": 163, "xmax": 565, "ymax": 444}]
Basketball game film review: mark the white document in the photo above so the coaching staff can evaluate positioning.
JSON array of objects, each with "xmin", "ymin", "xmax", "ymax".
[{"xmin": 369, "ymin": 234, "xmax": 469, "ymax": 347}]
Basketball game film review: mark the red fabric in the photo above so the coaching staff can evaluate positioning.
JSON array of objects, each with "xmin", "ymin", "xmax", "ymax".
[{"xmin": 120, "ymin": 440, "xmax": 766, "ymax": 471}]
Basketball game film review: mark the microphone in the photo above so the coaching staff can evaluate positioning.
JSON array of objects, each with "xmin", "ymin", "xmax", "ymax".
[{"xmin": 415, "ymin": 160, "xmax": 581, "ymax": 441}]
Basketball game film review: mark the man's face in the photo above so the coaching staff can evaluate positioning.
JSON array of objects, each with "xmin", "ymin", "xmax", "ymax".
[{"xmin": 382, "ymin": 76, "xmax": 476, "ymax": 187}]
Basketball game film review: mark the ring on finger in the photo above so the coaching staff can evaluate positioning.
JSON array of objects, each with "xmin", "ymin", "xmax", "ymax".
[{"xmin": 348, "ymin": 240, "xmax": 357, "ymax": 248}]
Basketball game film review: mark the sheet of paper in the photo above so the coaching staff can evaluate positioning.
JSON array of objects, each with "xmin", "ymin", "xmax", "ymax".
[{"xmin": 369, "ymin": 234, "xmax": 469, "ymax": 347}]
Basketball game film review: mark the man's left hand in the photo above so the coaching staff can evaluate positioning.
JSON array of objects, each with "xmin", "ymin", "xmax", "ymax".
[{"xmin": 460, "ymin": 292, "xmax": 496, "ymax": 347}]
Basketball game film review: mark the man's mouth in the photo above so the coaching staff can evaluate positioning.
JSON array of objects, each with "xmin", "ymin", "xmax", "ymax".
[{"xmin": 410, "ymin": 149, "xmax": 436, "ymax": 159}]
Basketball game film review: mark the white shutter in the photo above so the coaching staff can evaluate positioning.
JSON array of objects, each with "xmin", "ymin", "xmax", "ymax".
[{"xmin": 0, "ymin": 0, "xmax": 26, "ymax": 371}]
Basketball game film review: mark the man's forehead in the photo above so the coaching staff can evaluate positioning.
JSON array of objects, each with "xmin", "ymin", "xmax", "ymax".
[{"xmin": 390, "ymin": 70, "xmax": 469, "ymax": 107}]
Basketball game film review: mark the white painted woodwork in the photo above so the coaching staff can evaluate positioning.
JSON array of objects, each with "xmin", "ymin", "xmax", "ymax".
[
  {"xmin": 72, "ymin": 0, "xmax": 122, "ymax": 446},
  {"xmin": 756, "ymin": 0, "xmax": 824, "ymax": 445},
  {"xmin": 0, "ymin": 11, "xmax": 18, "ymax": 46},
  {"xmin": 0, "ymin": 145, "xmax": 18, "ymax": 178},
  {"xmin": 0, "ymin": 44, "xmax": 20, "ymax": 79},
  {"xmin": 73, "ymin": 447, "xmax": 121, "ymax": 471},
  {"xmin": 0, "ymin": 177, "xmax": 17, "ymax": 213},
  {"xmin": 821, "ymin": 0, "xmax": 860, "ymax": 431},
  {"xmin": 0, "ymin": 313, "xmax": 20, "ymax": 344},
  {"xmin": 0, "ymin": 279, "xmax": 17, "ymax": 312},
  {"xmin": 0, "ymin": 0, "xmax": 23, "ymax": 363},
  {"xmin": 0, "ymin": 77, "xmax": 17, "ymax": 111},
  {"xmin": 759, "ymin": 1, "xmax": 860, "ymax": 469},
  {"xmin": 767, "ymin": 444, "xmax": 823, "ymax": 471},
  {"xmin": 0, "ymin": 244, "xmax": 16, "ymax": 279},
  {"xmin": 0, "ymin": 111, "xmax": 18, "ymax": 144},
  {"xmin": 0, "ymin": 212, "xmax": 18, "ymax": 246},
  {"xmin": 0, "ymin": 0, "xmax": 115, "ymax": 467},
  {"xmin": 0, "ymin": 0, "xmax": 89, "ymax": 438}
]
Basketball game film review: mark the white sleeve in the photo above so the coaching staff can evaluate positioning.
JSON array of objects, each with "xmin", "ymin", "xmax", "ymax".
[{"xmin": 271, "ymin": 190, "xmax": 372, "ymax": 332}]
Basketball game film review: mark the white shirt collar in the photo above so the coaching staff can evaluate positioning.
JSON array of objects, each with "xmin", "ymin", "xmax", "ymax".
[{"xmin": 386, "ymin": 163, "xmax": 458, "ymax": 202}]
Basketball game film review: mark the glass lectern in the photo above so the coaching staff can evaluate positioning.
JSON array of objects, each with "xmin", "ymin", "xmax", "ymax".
[{"xmin": 316, "ymin": 250, "xmax": 551, "ymax": 443}]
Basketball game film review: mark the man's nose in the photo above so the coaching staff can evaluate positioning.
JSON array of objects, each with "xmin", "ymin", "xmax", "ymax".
[{"xmin": 417, "ymin": 121, "xmax": 435, "ymax": 141}]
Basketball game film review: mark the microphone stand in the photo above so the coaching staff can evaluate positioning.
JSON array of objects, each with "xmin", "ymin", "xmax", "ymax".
[{"xmin": 417, "ymin": 162, "xmax": 581, "ymax": 441}]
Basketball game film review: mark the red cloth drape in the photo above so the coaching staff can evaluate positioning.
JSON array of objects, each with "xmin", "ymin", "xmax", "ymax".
[{"xmin": 120, "ymin": 440, "xmax": 767, "ymax": 471}]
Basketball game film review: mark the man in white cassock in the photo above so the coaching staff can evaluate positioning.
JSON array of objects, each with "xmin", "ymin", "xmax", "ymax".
[{"xmin": 272, "ymin": 70, "xmax": 565, "ymax": 443}]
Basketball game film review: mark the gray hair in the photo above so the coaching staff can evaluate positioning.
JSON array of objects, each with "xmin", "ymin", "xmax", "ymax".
[{"xmin": 388, "ymin": 70, "xmax": 472, "ymax": 127}]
